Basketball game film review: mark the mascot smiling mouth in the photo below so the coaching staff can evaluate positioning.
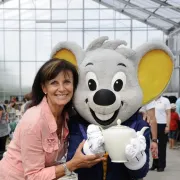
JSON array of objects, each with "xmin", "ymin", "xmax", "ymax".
[
  {"xmin": 86, "ymin": 98, "xmax": 123, "ymax": 126},
  {"xmin": 90, "ymin": 108, "xmax": 120, "ymax": 126}
]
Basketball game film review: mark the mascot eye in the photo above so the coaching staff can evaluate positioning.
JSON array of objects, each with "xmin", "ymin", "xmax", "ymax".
[
  {"xmin": 88, "ymin": 79, "xmax": 97, "ymax": 91},
  {"xmin": 111, "ymin": 72, "xmax": 126, "ymax": 92},
  {"xmin": 86, "ymin": 72, "xmax": 98, "ymax": 91}
]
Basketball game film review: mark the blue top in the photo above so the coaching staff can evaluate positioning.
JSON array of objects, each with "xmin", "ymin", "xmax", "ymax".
[
  {"xmin": 176, "ymin": 98, "xmax": 180, "ymax": 116},
  {"xmin": 67, "ymin": 111, "xmax": 150, "ymax": 180}
]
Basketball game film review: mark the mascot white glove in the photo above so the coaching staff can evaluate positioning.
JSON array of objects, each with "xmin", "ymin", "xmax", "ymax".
[
  {"xmin": 124, "ymin": 131, "xmax": 147, "ymax": 170},
  {"xmin": 83, "ymin": 124, "xmax": 105, "ymax": 156}
]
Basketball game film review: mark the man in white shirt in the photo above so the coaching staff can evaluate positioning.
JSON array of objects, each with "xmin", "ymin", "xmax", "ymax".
[{"xmin": 139, "ymin": 101, "xmax": 158, "ymax": 159}]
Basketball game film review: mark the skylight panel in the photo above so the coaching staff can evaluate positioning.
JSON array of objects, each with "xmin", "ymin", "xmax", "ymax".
[
  {"xmin": 156, "ymin": 8, "xmax": 180, "ymax": 23},
  {"xmin": 125, "ymin": 6, "xmax": 149, "ymax": 19},
  {"xmin": 130, "ymin": 0, "xmax": 160, "ymax": 12},
  {"xmin": 148, "ymin": 18, "xmax": 173, "ymax": 29}
]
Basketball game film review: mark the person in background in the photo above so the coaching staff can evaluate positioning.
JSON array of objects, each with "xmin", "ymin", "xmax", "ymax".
[
  {"xmin": 9, "ymin": 97, "xmax": 19, "ymax": 110},
  {"xmin": 176, "ymin": 97, "xmax": 180, "ymax": 117},
  {"xmin": 139, "ymin": 101, "xmax": 158, "ymax": 160},
  {"xmin": 20, "ymin": 98, "xmax": 26, "ymax": 115},
  {"xmin": 3, "ymin": 100, "xmax": 9, "ymax": 112},
  {"xmin": 20, "ymin": 93, "xmax": 32, "ymax": 116},
  {"xmin": 168, "ymin": 96, "xmax": 177, "ymax": 104},
  {"xmin": 0, "ymin": 103, "xmax": 9, "ymax": 160},
  {"xmin": 7, "ymin": 100, "xmax": 17, "ymax": 123},
  {"xmin": 169, "ymin": 103, "xmax": 179, "ymax": 149},
  {"xmin": 150, "ymin": 96, "xmax": 171, "ymax": 172},
  {"xmin": 0, "ymin": 58, "xmax": 105, "ymax": 180}
]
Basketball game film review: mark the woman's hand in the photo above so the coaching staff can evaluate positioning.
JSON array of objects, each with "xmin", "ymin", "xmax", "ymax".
[
  {"xmin": 70, "ymin": 140, "xmax": 106, "ymax": 170},
  {"xmin": 55, "ymin": 141, "xmax": 106, "ymax": 178}
]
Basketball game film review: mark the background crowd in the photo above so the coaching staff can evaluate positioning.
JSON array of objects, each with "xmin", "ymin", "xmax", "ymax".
[
  {"xmin": 139, "ymin": 95, "xmax": 180, "ymax": 173},
  {"xmin": 1, "ymin": 94, "xmax": 180, "ymax": 160},
  {"xmin": 0, "ymin": 93, "xmax": 32, "ymax": 159}
]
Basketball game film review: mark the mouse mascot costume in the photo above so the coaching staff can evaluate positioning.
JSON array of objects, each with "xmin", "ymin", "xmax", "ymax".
[{"xmin": 50, "ymin": 36, "xmax": 174, "ymax": 180}]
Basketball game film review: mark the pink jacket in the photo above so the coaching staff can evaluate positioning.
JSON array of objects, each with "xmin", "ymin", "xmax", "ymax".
[{"xmin": 0, "ymin": 97, "xmax": 69, "ymax": 180}]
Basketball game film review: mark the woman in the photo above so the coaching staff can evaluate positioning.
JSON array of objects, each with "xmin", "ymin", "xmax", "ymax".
[
  {"xmin": 0, "ymin": 58, "xmax": 105, "ymax": 179},
  {"xmin": 0, "ymin": 104, "xmax": 9, "ymax": 160}
]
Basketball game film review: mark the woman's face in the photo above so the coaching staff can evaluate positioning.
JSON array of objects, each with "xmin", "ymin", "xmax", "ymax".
[{"xmin": 42, "ymin": 70, "xmax": 74, "ymax": 109}]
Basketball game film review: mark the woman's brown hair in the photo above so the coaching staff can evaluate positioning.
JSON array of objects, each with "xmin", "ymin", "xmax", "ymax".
[{"xmin": 29, "ymin": 58, "xmax": 79, "ymax": 138}]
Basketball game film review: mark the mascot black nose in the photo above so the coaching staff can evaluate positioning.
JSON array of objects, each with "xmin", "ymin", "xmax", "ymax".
[{"xmin": 93, "ymin": 89, "xmax": 116, "ymax": 106}]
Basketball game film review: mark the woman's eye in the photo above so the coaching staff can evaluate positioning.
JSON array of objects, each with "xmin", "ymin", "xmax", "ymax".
[
  {"xmin": 64, "ymin": 80, "xmax": 71, "ymax": 84},
  {"xmin": 50, "ymin": 81, "xmax": 58, "ymax": 85}
]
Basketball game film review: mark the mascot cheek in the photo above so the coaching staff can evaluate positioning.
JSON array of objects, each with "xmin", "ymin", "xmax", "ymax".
[{"xmin": 73, "ymin": 94, "xmax": 96, "ymax": 124}]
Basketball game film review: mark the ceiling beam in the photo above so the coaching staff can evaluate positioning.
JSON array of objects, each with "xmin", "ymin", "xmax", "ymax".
[
  {"xmin": 167, "ymin": 26, "xmax": 176, "ymax": 35},
  {"xmin": 169, "ymin": 27, "xmax": 180, "ymax": 36},
  {"xmin": 93, "ymin": 0, "xmax": 169, "ymax": 34},
  {"xmin": 117, "ymin": 0, "xmax": 179, "ymax": 27},
  {"xmin": 0, "ymin": 0, "xmax": 11, "ymax": 5},
  {"xmin": 122, "ymin": 11, "xmax": 169, "ymax": 34},
  {"xmin": 150, "ymin": 0, "xmax": 180, "ymax": 13}
]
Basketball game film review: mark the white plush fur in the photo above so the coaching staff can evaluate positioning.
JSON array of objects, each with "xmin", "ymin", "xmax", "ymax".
[
  {"xmin": 86, "ymin": 36, "xmax": 108, "ymax": 52},
  {"xmin": 135, "ymin": 41, "xmax": 174, "ymax": 62},
  {"xmin": 73, "ymin": 37, "xmax": 174, "ymax": 128},
  {"xmin": 50, "ymin": 41, "xmax": 85, "ymax": 65},
  {"xmin": 74, "ymin": 37, "xmax": 143, "ymax": 128}
]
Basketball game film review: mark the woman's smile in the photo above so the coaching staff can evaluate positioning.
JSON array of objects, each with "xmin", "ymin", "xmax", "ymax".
[{"xmin": 55, "ymin": 94, "xmax": 69, "ymax": 100}]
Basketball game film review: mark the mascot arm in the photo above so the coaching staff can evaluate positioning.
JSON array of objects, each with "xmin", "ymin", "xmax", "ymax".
[
  {"xmin": 125, "ymin": 128, "xmax": 150, "ymax": 179},
  {"xmin": 83, "ymin": 124, "xmax": 105, "ymax": 156},
  {"xmin": 67, "ymin": 121, "xmax": 104, "ymax": 180}
]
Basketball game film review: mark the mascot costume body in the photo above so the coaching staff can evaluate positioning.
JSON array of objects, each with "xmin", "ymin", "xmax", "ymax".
[{"xmin": 51, "ymin": 37, "xmax": 174, "ymax": 180}]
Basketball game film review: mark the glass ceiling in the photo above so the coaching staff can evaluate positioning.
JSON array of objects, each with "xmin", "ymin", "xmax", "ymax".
[
  {"xmin": 94, "ymin": 0, "xmax": 180, "ymax": 34},
  {"xmin": 1, "ymin": 0, "xmax": 178, "ymax": 99},
  {"xmin": 1, "ymin": 0, "xmax": 180, "ymax": 34}
]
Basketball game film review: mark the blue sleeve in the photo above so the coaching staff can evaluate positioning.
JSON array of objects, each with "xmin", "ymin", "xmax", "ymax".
[
  {"xmin": 67, "ymin": 121, "xmax": 103, "ymax": 180},
  {"xmin": 127, "ymin": 126, "xmax": 150, "ymax": 179},
  {"xmin": 176, "ymin": 100, "xmax": 180, "ymax": 116},
  {"xmin": 67, "ymin": 122, "xmax": 84, "ymax": 161}
]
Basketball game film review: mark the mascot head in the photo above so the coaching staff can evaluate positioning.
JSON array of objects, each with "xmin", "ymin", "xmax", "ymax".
[{"xmin": 51, "ymin": 36, "xmax": 174, "ymax": 128}]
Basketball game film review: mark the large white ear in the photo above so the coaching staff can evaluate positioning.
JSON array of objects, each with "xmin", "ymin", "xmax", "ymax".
[
  {"xmin": 136, "ymin": 42, "xmax": 174, "ymax": 105},
  {"xmin": 50, "ymin": 41, "xmax": 85, "ymax": 67}
]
